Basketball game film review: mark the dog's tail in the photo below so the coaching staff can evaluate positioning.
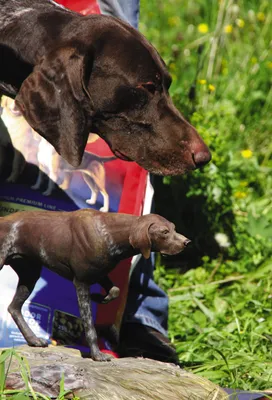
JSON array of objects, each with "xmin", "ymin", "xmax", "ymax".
[
  {"xmin": 67, "ymin": 168, "xmax": 99, "ymax": 181},
  {"xmin": 63, "ymin": 168, "xmax": 96, "ymax": 178}
]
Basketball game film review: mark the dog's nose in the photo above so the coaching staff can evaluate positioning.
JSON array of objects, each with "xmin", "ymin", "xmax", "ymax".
[
  {"xmin": 193, "ymin": 149, "xmax": 211, "ymax": 168},
  {"xmin": 184, "ymin": 239, "xmax": 191, "ymax": 247}
]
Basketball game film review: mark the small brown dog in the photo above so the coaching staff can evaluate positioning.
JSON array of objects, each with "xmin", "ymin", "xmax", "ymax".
[{"xmin": 0, "ymin": 209, "xmax": 190, "ymax": 361}]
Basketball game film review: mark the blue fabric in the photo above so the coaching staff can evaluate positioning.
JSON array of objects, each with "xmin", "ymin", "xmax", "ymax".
[
  {"xmin": 97, "ymin": 0, "xmax": 169, "ymax": 336},
  {"xmin": 224, "ymin": 389, "xmax": 269, "ymax": 399},
  {"xmin": 97, "ymin": 0, "xmax": 139, "ymax": 28},
  {"xmin": 123, "ymin": 254, "xmax": 168, "ymax": 336}
]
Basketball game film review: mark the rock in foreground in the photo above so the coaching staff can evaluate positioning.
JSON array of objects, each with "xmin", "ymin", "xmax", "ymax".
[{"xmin": 5, "ymin": 345, "xmax": 227, "ymax": 399}]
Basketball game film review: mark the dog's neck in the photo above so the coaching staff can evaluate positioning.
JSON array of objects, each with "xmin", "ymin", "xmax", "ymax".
[
  {"xmin": 0, "ymin": 0, "xmax": 75, "ymax": 64},
  {"xmin": 96, "ymin": 214, "xmax": 140, "ymax": 260}
]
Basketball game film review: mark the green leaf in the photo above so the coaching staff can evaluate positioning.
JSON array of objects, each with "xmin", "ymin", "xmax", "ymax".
[
  {"xmin": 0, "ymin": 349, "xmax": 13, "ymax": 365},
  {"xmin": 213, "ymin": 297, "xmax": 228, "ymax": 316},
  {"xmin": 193, "ymin": 297, "xmax": 215, "ymax": 321},
  {"xmin": 9, "ymin": 392, "xmax": 29, "ymax": 400},
  {"xmin": 0, "ymin": 359, "xmax": 5, "ymax": 393},
  {"xmin": 247, "ymin": 213, "xmax": 272, "ymax": 239},
  {"xmin": 193, "ymin": 310, "xmax": 207, "ymax": 327}
]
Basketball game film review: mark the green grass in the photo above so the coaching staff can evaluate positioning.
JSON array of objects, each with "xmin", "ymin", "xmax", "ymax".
[
  {"xmin": 140, "ymin": 0, "xmax": 272, "ymax": 391},
  {"xmin": 155, "ymin": 260, "xmax": 272, "ymax": 391},
  {"xmin": 0, "ymin": 348, "xmax": 78, "ymax": 400}
]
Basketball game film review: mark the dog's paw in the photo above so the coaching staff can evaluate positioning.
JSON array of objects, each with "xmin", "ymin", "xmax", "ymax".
[
  {"xmin": 92, "ymin": 351, "xmax": 113, "ymax": 362},
  {"xmin": 86, "ymin": 198, "xmax": 96, "ymax": 205},
  {"xmin": 29, "ymin": 337, "xmax": 49, "ymax": 347},
  {"xmin": 102, "ymin": 286, "xmax": 120, "ymax": 304},
  {"xmin": 6, "ymin": 175, "xmax": 17, "ymax": 183},
  {"xmin": 31, "ymin": 184, "xmax": 40, "ymax": 190},
  {"xmin": 99, "ymin": 206, "xmax": 109, "ymax": 213},
  {"xmin": 42, "ymin": 189, "xmax": 53, "ymax": 196},
  {"xmin": 59, "ymin": 183, "xmax": 69, "ymax": 190}
]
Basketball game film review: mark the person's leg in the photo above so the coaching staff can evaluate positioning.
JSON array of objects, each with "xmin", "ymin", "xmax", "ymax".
[
  {"xmin": 118, "ymin": 253, "xmax": 178, "ymax": 363},
  {"xmin": 97, "ymin": 0, "xmax": 139, "ymax": 29},
  {"xmin": 124, "ymin": 254, "xmax": 168, "ymax": 335}
]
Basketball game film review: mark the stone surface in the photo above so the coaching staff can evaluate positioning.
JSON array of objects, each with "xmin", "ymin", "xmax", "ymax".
[{"xmin": 5, "ymin": 345, "xmax": 228, "ymax": 399}]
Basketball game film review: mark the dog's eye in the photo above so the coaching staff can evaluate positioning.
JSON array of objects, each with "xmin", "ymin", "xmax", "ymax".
[
  {"xmin": 136, "ymin": 82, "xmax": 157, "ymax": 95},
  {"xmin": 162, "ymin": 229, "xmax": 169, "ymax": 235},
  {"xmin": 141, "ymin": 82, "xmax": 156, "ymax": 95},
  {"xmin": 114, "ymin": 86, "xmax": 148, "ymax": 111}
]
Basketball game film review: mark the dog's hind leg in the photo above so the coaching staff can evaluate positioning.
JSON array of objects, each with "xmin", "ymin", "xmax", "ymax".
[
  {"xmin": 8, "ymin": 258, "xmax": 48, "ymax": 347},
  {"xmin": 42, "ymin": 178, "xmax": 55, "ymax": 196},
  {"xmin": 99, "ymin": 190, "xmax": 109, "ymax": 213},
  {"xmin": 31, "ymin": 170, "xmax": 44, "ymax": 191},
  {"xmin": 91, "ymin": 276, "xmax": 120, "ymax": 304},
  {"xmin": 82, "ymin": 174, "xmax": 99, "ymax": 206},
  {"xmin": 6, "ymin": 150, "xmax": 25, "ymax": 183},
  {"xmin": 74, "ymin": 277, "xmax": 112, "ymax": 361},
  {"xmin": 85, "ymin": 188, "xmax": 98, "ymax": 206}
]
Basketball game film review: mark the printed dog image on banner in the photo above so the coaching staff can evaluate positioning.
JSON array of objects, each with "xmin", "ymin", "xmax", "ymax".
[
  {"xmin": 31, "ymin": 132, "xmax": 117, "ymax": 211},
  {"xmin": 0, "ymin": 96, "xmax": 31, "ymax": 183},
  {"xmin": 0, "ymin": 27, "xmax": 148, "ymax": 352},
  {"xmin": 1, "ymin": 97, "xmax": 117, "ymax": 211}
]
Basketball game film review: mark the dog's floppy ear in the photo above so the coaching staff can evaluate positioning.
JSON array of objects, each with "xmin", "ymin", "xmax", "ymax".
[
  {"xmin": 129, "ymin": 218, "xmax": 153, "ymax": 259},
  {"xmin": 15, "ymin": 47, "xmax": 93, "ymax": 167}
]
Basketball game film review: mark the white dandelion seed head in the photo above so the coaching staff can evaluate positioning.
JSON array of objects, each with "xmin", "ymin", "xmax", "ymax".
[{"xmin": 215, "ymin": 233, "xmax": 231, "ymax": 248}]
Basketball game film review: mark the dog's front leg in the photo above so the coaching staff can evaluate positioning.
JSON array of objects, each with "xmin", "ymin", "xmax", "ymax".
[
  {"xmin": 91, "ymin": 276, "xmax": 120, "ymax": 304},
  {"xmin": 73, "ymin": 278, "xmax": 112, "ymax": 361}
]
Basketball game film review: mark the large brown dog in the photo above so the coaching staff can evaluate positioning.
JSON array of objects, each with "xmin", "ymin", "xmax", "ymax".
[
  {"xmin": 0, "ymin": 0, "xmax": 210, "ymax": 175},
  {"xmin": 0, "ymin": 209, "xmax": 190, "ymax": 361}
]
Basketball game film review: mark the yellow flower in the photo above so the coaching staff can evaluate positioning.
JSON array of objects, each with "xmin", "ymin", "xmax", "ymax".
[
  {"xmin": 198, "ymin": 79, "xmax": 207, "ymax": 85},
  {"xmin": 257, "ymin": 12, "xmax": 265, "ymax": 22},
  {"xmin": 251, "ymin": 57, "xmax": 258, "ymax": 64},
  {"xmin": 241, "ymin": 149, "xmax": 253, "ymax": 159},
  {"xmin": 198, "ymin": 23, "xmax": 209, "ymax": 34},
  {"xmin": 224, "ymin": 25, "xmax": 233, "ymax": 33},
  {"xmin": 240, "ymin": 181, "xmax": 248, "ymax": 187},
  {"xmin": 234, "ymin": 191, "xmax": 247, "ymax": 199},
  {"xmin": 266, "ymin": 61, "xmax": 272, "ymax": 69},
  {"xmin": 169, "ymin": 62, "xmax": 176, "ymax": 72},
  {"xmin": 236, "ymin": 19, "xmax": 245, "ymax": 28},
  {"xmin": 208, "ymin": 84, "xmax": 216, "ymax": 92},
  {"xmin": 168, "ymin": 16, "xmax": 181, "ymax": 27}
]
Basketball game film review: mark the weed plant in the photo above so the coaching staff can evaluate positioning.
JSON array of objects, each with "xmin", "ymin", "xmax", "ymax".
[
  {"xmin": 0, "ymin": 348, "xmax": 79, "ymax": 399},
  {"xmin": 140, "ymin": 0, "xmax": 272, "ymax": 391}
]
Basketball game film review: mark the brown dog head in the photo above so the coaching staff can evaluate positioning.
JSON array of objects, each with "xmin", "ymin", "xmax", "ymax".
[
  {"xmin": 15, "ymin": 14, "xmax": 210, "ymax": 174},
  {"xmin": 129, "ymin": 214, "xmax": 190, "ymax": 259}
]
